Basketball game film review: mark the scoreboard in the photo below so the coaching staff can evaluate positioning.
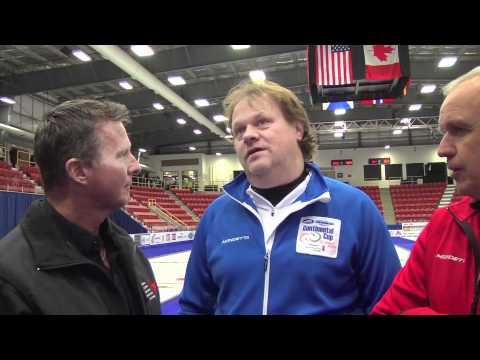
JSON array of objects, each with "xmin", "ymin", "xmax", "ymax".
[
  {"xmin": 368, "ymin": 158, "xmax": 390, "ymax": 165},
  {"xmin": 331, "ymin": 159, "xmax": 353, "ymax": 166}
]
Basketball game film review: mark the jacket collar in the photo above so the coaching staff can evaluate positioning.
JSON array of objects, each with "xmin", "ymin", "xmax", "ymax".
[
  {"xmin": 448, "ymin": 196, "xmax": 480, "ymax": 222},
  {"xmin": 21, "ymin": 199, "xmax": 130, "ymax": 268},
  {"xmin": 223, "ymin": 162, "xmax": 331, "ymax": 208}
]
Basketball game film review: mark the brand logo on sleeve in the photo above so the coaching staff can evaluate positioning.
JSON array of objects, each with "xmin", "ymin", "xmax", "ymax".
[{"xmin": 141, "ymin": 281, "xmax": 158, "ymax": 301}]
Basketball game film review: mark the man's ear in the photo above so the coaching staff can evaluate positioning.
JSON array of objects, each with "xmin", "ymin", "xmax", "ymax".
[
  {"xmin": 295, "ymin": 121, "xmax": 305, "ymax": 141},
  {"xmin": 65, "ymin": 158, "xmax": 89, "ymax": 185}
]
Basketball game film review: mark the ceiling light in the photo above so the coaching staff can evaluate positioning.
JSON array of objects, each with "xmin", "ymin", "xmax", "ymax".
[
  {"xmin": 168, "ymin": 76, "xmax": 186, "ymax": 86},
  {"xmin": 393, "ymin": 129, "xmax": 403, "ymax": 135},
  {"xmin": 153, "ymin": 102, "xmax": 164, "ymax": 110},
  {"xmin": 385, "ymin": 145, "xmax": 391, "ymax": 150},
  {"xmin": 231, "ymin": 45, "xmax": 251, "ymax": 50},
  {"xmin": 138, "ymin": 148, "xmax": 147, "ymax": 153},
  {"xmin": 119, "ymin": 81, "xmax": 133, "ymax": 90},
  {"xmin": 0, "ymin": 97, "xmax": 16, "ymax": 104},
  {"xmin": 420, "ymin": 84, "xmax": 436, "ymax": 94},
  {"xmin": 189, "ymin": 146, "xmax": 196, "ymax": 151},
  {"xmin": 334, "ymin": 109, "xmax": 346, "ymax": 116},
  {"xmin": 193, "ymin": 129, "xmax": 202, "ymax": 135},
  {"xmin": 216, "ymin": 152, "xmax": 222, "ymax": 156},
  {"xmin": 400, "ymin": 117, "xmax": 411, "ymax": 124},
  {"xmin": 194, "ymin": 99, "xmax": 210, "ymax": 107},
  {"xmin": 177, "ymin": 118, "xmax": 186, "ymax": 125},
  {"xmin": 213, "ymin": 115, "xmax": 227, "ymax": 122},
  {"xmin": 226, "ymin": 127, "xmax": 231, "ymax": 134},
  {"xmin": 438, "ymin": 56, "xmax": 458, "ymax": 68},
  {"xmin": 72, "ymin": 49, "xmax": 91, "ymax": 62},
  {"xmin": 409, "ymin": 104, "xmax": 422, "ymax": 111},
  {"xmin": 130, "ymin": 45, "xmax": 154, "ymax": 57},
  {"xmin": 249, "ymin": 70, "xmax": 266, "ymax": 82},
  {"xmin": 334, "ymin": 131, "xmax": 344, "ymax": 138},
  {"xmin": 224, "ymin": 135, "xmax": 233, "ymax": 139}
]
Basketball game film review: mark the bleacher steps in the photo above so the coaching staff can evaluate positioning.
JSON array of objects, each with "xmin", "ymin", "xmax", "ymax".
[
  {"xmin": 379, "ymin": 187, "xmax": 396, "ymax": 224},
  {"xmin": 438, "ymin": 184, "xmax": 456, "ymax": 208}
]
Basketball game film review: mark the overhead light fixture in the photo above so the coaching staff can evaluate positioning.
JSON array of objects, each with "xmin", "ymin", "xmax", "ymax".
[
  {"xmin": 226, "ymin": 127, "xmax": 231, "ymax": 134},
  {"xmin": 168, "ymin": 76, "xmax": 186, "ymax": 86},
  {"xmin": 119, "ymin": 81, "xmax": 133, "ymax": 90},
  {"xmin": 409, "ymin": 104, "xmax": 422, "ymax": 111},
  {"xmin": 400, "ymin": 117, "xmax": 411, "ymax": 124},
  {"xmin": 231, "ymin": 45, "xmax": 251, "ymax": 50},
  {"xmin": 0, "ymin": 97, "xmax": 16, "ymax": 104},
  {"xmin": 130, "ymin": 45, "xmax": 154, "ymax": 57},
  {"xmin": 189, "ymin": 146, "xmax": 196, "ymax": 151},
  {"xmin": 334, "ymin": 131, "xmax": 344, "ymax": 138},
  {"xmin": 153, "ymin": 102, "xmax": 164, "ymax": 110},
  {"xmin": 177, "ymin": 118, "xmax": 186, "ymax": 125},
  {"xmin": 384, "ymin": 145, "xmax": 391, "ymax": 150},
  {"xmin": 138, "ymin": 148, "xmax": 147, "ymax": 153},
  {"xmin": 193, "ymin": 129, "xmax": 202, "ymax": 135},
  {"xmin": 334, "ymin": 109, "xmax": 346, "ymax": 116},
  {"xmin": 438, "ymin": 56, "xmax": 458, "ymax": 68},
  {"xmin": 420, "ymin": 84, "xmax": 437, "ymax": 94},
  {"xmin": 216, "ymin": 152, "xmax": 222, "ymax": 156},
  {"xmin": 213, "ymin": 115, "xmax": 227, "ymax": 122},
  {"xmin": 249, "ymin": 70, "xmax": 266, "ymax": 82},
  {"xmin": 72, "ymin": 49, "xmax": 91, "ymax": 62},
  {"xmin": 224, "ymin": 135, "xmax": 233, "ymax": 139},
  {"xmin": 194, "ymin": 99, "xmax": 210, "ymax": 107},
  {"xmin": 393, "ymin": 129, "xmax": 403, "ymax": 135}
]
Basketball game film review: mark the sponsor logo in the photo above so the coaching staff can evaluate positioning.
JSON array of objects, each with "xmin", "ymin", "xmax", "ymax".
[
  {"xmin": 141, "ymin": 281, "xmax": 158, "ymax": 301},
  {"xmin": 435, "ymin": 254, "xmax": 465, "ymax": 263},
  {"xmin": 221, "ymin": 235, "xmax": 250, "ymax": 244}
]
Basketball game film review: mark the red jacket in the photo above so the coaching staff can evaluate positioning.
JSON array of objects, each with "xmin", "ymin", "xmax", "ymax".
[{"xmin": 371, "ymin": 196, "xmax": 480, "ymax": 315}]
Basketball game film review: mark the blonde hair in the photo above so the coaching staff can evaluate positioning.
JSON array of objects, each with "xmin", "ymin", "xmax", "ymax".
[
  {"xmin": 443, "ymin": 66, "xmax": 480, "ymax": 96},
  {"xmin": 223, "ymin": 79, "xmax": 316, "ymax": 160}
]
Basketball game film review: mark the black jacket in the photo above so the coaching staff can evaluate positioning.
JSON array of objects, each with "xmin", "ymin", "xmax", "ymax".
[{"xmin": 0, "ymin": 200, "xmax": 161, "ymax": 314}]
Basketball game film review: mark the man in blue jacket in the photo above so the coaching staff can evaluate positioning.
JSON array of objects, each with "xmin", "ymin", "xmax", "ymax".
[{"xmin": 179, "ymin": 80, "xmax": 400, "ymax": 314}]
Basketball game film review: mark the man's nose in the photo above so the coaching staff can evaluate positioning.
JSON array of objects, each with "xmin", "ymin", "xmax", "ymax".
[
  {"xmin": 242, "ymin": 124, "xmax": 258, "ymax": 144},
  {"xmin": 437, "ymin": 133, "xmax": 456, "ymax": 159}
]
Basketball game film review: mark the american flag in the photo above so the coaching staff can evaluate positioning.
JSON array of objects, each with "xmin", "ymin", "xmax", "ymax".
[{"xmin": 315, "ymin": 45, "xmax": 354, "ymax": 86}]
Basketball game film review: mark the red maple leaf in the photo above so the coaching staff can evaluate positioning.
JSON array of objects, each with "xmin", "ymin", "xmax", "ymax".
[{"xmin": 372, "ymin": 45, "xmax": 395, "ymax": 62}]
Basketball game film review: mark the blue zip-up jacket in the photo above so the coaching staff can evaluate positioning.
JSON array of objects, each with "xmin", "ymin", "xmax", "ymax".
[{"xmin": 179, "ymin": 163, "xmax": 400, "ymax": 314}]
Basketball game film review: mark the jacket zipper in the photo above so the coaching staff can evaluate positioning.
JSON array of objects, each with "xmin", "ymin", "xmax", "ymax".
[{"xmin": 262, "ymin": 231, "xmax": 275, "ymax": 315}]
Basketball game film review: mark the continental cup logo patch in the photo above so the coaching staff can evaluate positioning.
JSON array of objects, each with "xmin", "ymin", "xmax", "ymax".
[{"xmin": 296, "ymin": 216, "xmax": 341, "ymax": 258}]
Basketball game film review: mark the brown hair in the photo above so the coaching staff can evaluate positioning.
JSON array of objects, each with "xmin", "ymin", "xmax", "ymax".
[
  {"xmin": 34, "ymin": 98, "xmax": 130, "ymax": 192},
  {"xmin": 223, "ymin": 79, "xmax": 316, "ymax": 160}
]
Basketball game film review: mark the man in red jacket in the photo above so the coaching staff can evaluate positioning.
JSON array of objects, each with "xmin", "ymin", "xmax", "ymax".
[{"xmin": 371, "ymin": 66, "xmax": 480, "ymax": 315}]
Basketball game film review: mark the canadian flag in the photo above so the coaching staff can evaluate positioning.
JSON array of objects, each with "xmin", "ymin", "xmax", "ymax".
[
  {"xmin": 363, "ymin": 45, "xmax": 403, "ymax": 80},
  {"xmin": 359, "ymin": 98, "xmax": 395, "ymax": 106}
]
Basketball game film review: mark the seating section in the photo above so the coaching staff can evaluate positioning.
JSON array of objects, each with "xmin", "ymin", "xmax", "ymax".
[
  {"xmin": 357, "ymin": 186, "xmax": 383, "ymax": 214},
  {"xmin": 0, "ymin": 167, "xmax": 36, "ymax": 193},
  {"xmin": 390, "ymin": 182, "xmax": 446, "ymax": 222},
  {"xmin": 172, "ymin": 189, "xmax": 222, "ymax": 218},
  {"xmin": 124, "ymin": 197, "xmax": 177, "ymax": 232},
  {"xmin": 20, "ymin": 165, "xmax": 43, "ymax": 186},
  {"xmin": 0, "ymin": 160, "xmax": 12, "ymax": 169},
  {"xmin": 130, "ymin": 185, "xmax": 198, "ymax": 227}
]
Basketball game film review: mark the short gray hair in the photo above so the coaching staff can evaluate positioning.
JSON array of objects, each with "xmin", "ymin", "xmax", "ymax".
[{"xmin": 443, "ymin": 66, "xmax": 480, "ymax": 96}]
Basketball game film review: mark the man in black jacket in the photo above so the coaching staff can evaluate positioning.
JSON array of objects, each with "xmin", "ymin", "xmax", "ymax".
[{"xmin": 0, "ymin": 99, "xmax": 161, "ymax": 314}]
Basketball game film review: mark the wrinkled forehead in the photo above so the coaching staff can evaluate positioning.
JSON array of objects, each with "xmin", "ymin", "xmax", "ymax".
[{"xmin": 232, "ymin": 94, "xmax": 278, "ymax": 121}]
